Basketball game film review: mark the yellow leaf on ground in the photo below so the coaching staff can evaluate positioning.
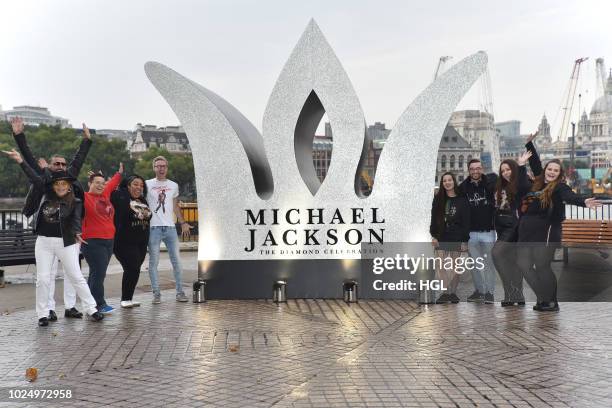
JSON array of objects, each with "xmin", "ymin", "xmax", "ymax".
[{"xmin": 26, "ymin": 368, "xmax": 38, "ymax": 382}]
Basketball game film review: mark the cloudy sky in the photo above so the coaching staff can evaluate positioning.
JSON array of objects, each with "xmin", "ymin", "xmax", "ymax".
[{"xmin": 1, "ymin": 0, "xmax": 611, "ymax": 137}]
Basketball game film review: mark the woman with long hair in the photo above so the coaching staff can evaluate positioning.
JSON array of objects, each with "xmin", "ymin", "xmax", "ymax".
[
  {"xmin": 517, "ymin": 159, "xmax": 602, "ymax": 311},
  {"xmin": 430, "ymin": 171, "xmax": 470, "ymax": 304},
  {"xmin": 111, "ymin": 175, "xmax": 152, "ymax": 308},
  {"xmin": 2, "ymin": 149, "xmax": 103, "ymax": 326},
  {"xmin": 492, "ymin": 137, "xmax": 541, "ymax": 306}
]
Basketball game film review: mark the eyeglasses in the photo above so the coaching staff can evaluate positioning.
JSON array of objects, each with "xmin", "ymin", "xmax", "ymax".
[
  {"xmin": 53, "ymin": 162, "xmax": 67, "ymax": 167},
  {"xmin": 154, "ymin": 165, "xmax": 167, "ymax": 168}
]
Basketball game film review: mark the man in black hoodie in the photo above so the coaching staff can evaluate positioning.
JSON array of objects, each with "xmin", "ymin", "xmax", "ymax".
[{"xmin": 460, "ymin": 158, "xmax": 497, "ymax": 304}]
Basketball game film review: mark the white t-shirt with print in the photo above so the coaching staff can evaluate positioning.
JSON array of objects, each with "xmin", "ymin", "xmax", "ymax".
[{"xmin": 146, "ymin": 178, "xmax": 179, "ymax": 227}]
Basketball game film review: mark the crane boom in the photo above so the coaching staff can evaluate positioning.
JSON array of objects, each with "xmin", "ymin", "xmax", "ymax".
[{"xmin": 558, "ymin": 57, "xmax": 588, "ymax": 142}]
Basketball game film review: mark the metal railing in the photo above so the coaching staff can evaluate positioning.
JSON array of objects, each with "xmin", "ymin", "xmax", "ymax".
[
  {"xmin": 0, "ymin": 210, "xmax": 32, "ymax": 230},
  {"xmin": 565, "ymin": 204, "xmax": 612, "ymax": 220},
  {"xmin": 0, "ymin": 205, "xmax": 199, "ymax": 242}
]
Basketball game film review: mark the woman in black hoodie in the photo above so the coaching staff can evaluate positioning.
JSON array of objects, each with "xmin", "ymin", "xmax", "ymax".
[
  {"xmin": 430, "ymin": 172, "xmax": 471, "ymax": 304},
  {"xmin": 517, "ymin": 159, "xmax": 601, "ymax": 311},
  {"xmin": 492, "ymin": 138, "xmax": 542, "ymax": 307}
]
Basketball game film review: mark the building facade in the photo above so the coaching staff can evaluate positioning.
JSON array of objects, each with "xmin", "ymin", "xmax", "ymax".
[
  {"xmin": 495, "ymin": 120, "xmax": 521, "ymax": 139},
  {"xmin": 128, "ymin": 123, "xmax": 191, "ymax": 158},
  {"xmin": 2, "ymin": 105, "xmax": 69, "ymax": 128},
  {"xmin": 448, "ymin": 110, "xmax": 499, "ymax": 172},
  {"xmin": 435, "ymin": 126, "xmax": 481, "ymax": 184}
]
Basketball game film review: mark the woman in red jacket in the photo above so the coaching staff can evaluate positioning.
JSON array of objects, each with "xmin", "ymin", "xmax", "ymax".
[{"xmin": 82, "ymin": 163, "xmax": 123, "ymax": 314}]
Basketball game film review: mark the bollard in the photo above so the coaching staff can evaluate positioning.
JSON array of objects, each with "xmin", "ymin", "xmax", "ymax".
[
  {"xmin": 343, "ymin": 280, "xmax": 358, "ymax": 303},
  {"xmin": 192, "ymin": 279, "xmax": 206, "ymax": 303},
  {"xmin": 417, "ymin": 267, "xmax": 435, "ymax": 305},
  {"xmin": 272, "ymin": 280, "xmax": 287, "ymax": 303}
]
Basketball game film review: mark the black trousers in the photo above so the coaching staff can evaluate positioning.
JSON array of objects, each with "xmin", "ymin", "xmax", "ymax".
[
  {"xmin": 114, "ymin": 240, "xmax": 148, "ymax": 301},
  {"xmin": 516, "ymin": 245, "xmax": 557, "ymax": 303}
]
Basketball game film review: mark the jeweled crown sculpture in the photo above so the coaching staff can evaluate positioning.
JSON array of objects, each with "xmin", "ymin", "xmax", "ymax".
[{"xmin": 145, "ymin": 19, "xmax": 487, "ymax": 261}]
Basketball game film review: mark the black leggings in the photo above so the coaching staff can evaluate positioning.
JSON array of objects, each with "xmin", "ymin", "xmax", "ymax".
[
  {"xmin": 516, "ymin": 245, "xmax": 557, "ymax": 303},
  {"xmin": 492, "ymin": 240, "xmax": 524, "ymax": 302},
  {"xmin": 114, "ymin": 240, "xmax": 148, "ymax": 301}
]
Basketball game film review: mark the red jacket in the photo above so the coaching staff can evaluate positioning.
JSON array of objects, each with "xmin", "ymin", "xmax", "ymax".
[{"xmin": 82, "ymin": 172, "xmax": 122, "ymax": 240}]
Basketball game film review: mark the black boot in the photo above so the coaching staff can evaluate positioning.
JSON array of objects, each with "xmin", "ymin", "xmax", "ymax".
[
  {"xmin": 38, "ymin": 317, "xmax": 49, "ymax": 327},
  {"xmin": 534, "ymin": 301, "xmax": 559, "ymax": 312},
  {"xmin": 65, "ymin": 307, "xmax": 83, "ymax": 318},
  {"xmin": 48, "ymin": 310, "xmax": 58, "ymax": 321}
]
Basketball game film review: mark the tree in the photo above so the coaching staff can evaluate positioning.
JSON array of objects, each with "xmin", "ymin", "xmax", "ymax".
[{"xmin": 0, "ymin": 122, "xmax": 137, "ymax": 196}]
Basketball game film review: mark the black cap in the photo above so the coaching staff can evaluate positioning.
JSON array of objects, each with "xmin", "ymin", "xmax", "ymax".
[{"xmin": 50, "ymin": 170, "xmax": 76, "ymax": 183}]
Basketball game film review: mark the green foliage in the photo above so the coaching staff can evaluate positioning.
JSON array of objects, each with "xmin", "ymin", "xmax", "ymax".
[
  {"xmin": 0, "ymin": 122, "xmax": 196, "ymax": 199},
  {"xmin": 79, "ymin": 135, "xmax": 136, "ymax": 187}
]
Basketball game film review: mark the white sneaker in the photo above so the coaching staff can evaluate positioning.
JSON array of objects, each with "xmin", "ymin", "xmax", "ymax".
[
  {"xmin": 131, "ymin": 300, "xmax": 141, "ymax": 307},
  {"xmin": 120, "ymin": 301, "xmax": 134, "ymax": 308}
]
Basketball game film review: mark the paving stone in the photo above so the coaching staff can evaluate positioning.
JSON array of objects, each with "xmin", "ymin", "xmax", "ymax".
[{"xmin": 1, "ymin": 293, "xmax": 612, "ymax": 406}]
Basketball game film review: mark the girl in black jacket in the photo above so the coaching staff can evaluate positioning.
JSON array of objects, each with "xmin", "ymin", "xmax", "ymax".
[
  {"xmin": 111, "ymin": 175, "xmax": 152, "ymax": 308},
  {"xmin": 492, "ymin": 140, "xmax": 541, "ymax": 307},
  {"xmin": 430, "ymin": 172, "xmax": 471, "ymax": 304},
  {"xmin": 517, "ymin": 159, "xmax": 601, "ymax": 311},
  {"xmin": 3, "ymin": 149, "xmax": 103, "ymax": 326}
]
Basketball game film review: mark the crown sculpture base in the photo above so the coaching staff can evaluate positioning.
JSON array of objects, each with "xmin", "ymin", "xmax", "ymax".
[{"xmin": 146, "ymin": 20, "xmax": 487, "ymax": 299}]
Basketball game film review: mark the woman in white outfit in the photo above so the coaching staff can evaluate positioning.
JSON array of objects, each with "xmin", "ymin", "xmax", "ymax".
[{"xmin": 3, "ymin": 149, "xmax": 104, "ymax": 326}]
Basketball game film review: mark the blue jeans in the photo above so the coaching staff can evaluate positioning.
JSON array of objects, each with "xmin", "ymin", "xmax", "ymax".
[
  {"xmin": 83, "ymin": 238, "xmax": 114, "ymax": 308},
  {"xmin": 148, "ymin": 226, "xmax": 184, "ymax": 295},
  {"xmin": 468, "ymin": 230, "xmax": 497, "ymax": 294}
]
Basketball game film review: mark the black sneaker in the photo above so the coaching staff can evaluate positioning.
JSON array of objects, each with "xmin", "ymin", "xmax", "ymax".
[
  {"xmin": 449, "ymin": 293, "xmax": 460, "ymax": 303},
  {"xmin": 467, "ymin": 291, "xmax": 484, "ymax": 303},
  {"xmin": 38, "ymin": 317, "xmax": 49, "ymax": 327},
  {"xmin": 89, "ymin": 312, "xmax": 104, "ymax": 322},
  {"xmin": 484, "ymin": 292, "xmax": 494, "ymax": 304},
  {"xmin": 65, "ymin": 307, "xmax": 83, "ymax": 318},
  {"xmin": 48, "ymin": 310, "xmax": 58, "ymax": 321},
  {"xmin": 436, "ymin": 293, "xmax": 451, "ymax": 304}
]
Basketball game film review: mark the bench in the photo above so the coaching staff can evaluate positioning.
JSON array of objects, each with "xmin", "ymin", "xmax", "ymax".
[
  {"xmin": 561, "ymin": 220, "xmax": 612, "ymax": 264},
  {"xmin": 0, "ymin": 229, "xmax": 37, "ymax": 267}
]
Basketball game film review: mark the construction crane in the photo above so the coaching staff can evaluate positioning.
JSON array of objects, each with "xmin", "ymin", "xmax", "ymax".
[
  {"xmin": 433, "ymin": 56, "xmax": 453, "ymax": 81},
  {"xmin": 557, "ymin": 57, "xmax": 588, "ymax": 142}
]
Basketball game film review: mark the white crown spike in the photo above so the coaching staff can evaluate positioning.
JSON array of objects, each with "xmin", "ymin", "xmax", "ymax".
[
  {"xmin": 373, "ymin": 52, "xmax": 488, "ymax": 242},
  {"xmin": 263, "ymin": 19, "xmax": 366, "ymax": 201}
]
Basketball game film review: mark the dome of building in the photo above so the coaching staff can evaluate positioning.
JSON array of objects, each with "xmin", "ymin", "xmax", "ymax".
[
  {"xmin": 590, "ymin": 94, "xmax": 612, "ymax": 115},
  {"xmin": 592, "ymin": 72, "xmax": 612, "ymax": 115}
]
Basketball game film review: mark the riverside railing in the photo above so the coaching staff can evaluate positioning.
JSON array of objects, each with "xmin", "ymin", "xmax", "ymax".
[{"xmin": 0, "ymin": 204, "xmax": 199, "ymax": 242}]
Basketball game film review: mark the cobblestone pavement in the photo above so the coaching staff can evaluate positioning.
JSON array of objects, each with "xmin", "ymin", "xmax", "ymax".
[{"xmin": 1, "ymin": 293, "xmax": 612, "ymax": 407}]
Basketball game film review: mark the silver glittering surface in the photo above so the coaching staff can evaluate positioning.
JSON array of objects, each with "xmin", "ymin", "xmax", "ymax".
[{"xmin": 145, "ymin": 20, "xmax": 487, "ymax": 261}]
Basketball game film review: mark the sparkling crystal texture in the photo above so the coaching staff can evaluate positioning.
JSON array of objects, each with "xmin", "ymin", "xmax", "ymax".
[{"xmin": 145, "ymin": 19, "xmax": 487, "ymax": 261}]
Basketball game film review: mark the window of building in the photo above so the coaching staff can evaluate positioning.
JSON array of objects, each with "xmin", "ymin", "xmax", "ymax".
[
  {"xmin": 458, "ymin": 155, "xmax": 464, "ymax": 169},
  {"xmin": 450, "ymin": 155, "xmax": 455, "ymax": 169},
  {"xmin": 441, "ymin": 155, "xmax": 447, "ymax": 168}
]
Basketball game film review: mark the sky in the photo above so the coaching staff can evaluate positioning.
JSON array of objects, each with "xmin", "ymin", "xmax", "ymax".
[{"xmin": 1, "ymin": 0, "xmax": 611, "ymax": 138}]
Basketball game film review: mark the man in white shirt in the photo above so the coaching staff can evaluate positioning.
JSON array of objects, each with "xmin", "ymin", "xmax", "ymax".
[{"xmin": 146, "ymin": 156, "xmax": 193, "ymax": 303}]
